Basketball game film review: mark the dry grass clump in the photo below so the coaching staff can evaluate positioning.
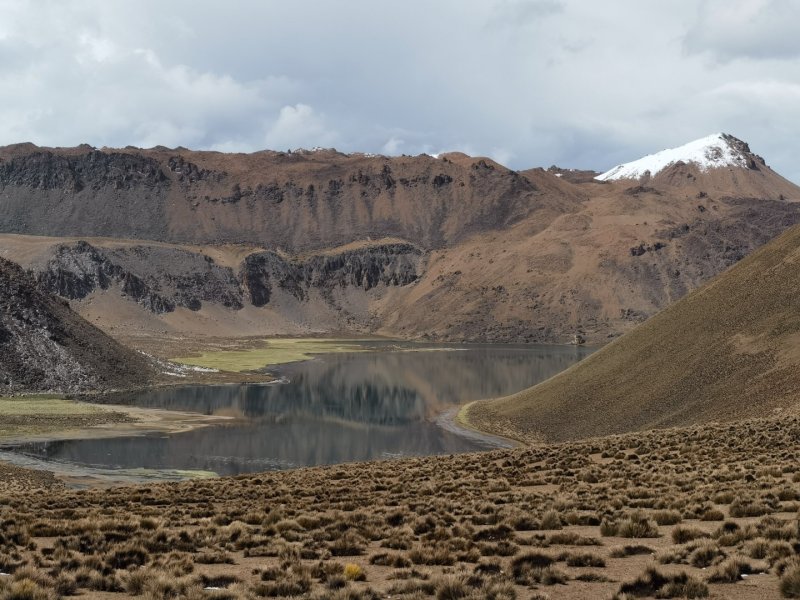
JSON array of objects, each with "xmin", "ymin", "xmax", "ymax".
[
  {"xmin": 780, "ymin": 562, "xmax": 800, "ymax": 598},
  {"xmin": 561, "ymin": 552, "xmax": 605, "ymax": 567},
  {"xmin": 706, "ymin": 556, "xmax": 755, "ymax": 583},
  {"xmin": 615, "ymin": 566, "xmax": 708, "ymax": 599},
  {"xmin": 3, "ymin": 414, "xmax": 800, "ymax": 599},
  {"xmin": 602, "ymin": 513, "xmax": 660, "ymax": 538},
  {"xmin": 510, "ymin": 552, "xmax": 565, "ymax": 586},
  {"xmin": 652, "ymin": 510, "xmax": 682, "ymax": 526},
  {"xmin": 671, "ymin": 525, "xmax": 709, "ymax": 544}
]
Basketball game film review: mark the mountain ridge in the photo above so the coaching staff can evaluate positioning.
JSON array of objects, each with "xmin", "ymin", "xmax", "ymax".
[{"xmin": 1, "ymin": 135, "xmax": 799, "ymax": 345}]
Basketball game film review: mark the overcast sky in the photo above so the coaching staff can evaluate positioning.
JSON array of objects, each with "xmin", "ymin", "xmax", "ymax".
[{"xmin": 1, "ymin": 0, "xmax": 798, "ymax": 180}]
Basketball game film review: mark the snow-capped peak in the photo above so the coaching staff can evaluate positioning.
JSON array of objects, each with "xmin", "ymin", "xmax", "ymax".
[{"xmin": 596, "ymin": 133, "xmax": 751, "ymax": 181}]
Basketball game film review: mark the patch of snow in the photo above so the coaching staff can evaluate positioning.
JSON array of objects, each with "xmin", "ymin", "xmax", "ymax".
[
  {"xmin": 596, "ymin": 133, "xmax": 748, "ymax": 181},
  {"xmin": 554, "ymin": 173, "xmax": 563, "ymax": 178}
]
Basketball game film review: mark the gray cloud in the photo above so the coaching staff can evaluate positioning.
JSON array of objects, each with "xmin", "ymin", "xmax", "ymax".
[
  {"xmin": 684, "ymin": 0, "xmax": 800, "ymax": 62},
  {"xmin": 0, "ymin": 0, "xmax": 798, "ymax": 182}
]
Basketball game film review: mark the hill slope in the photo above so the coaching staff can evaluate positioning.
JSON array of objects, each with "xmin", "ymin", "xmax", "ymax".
[
  {"xmin": 1, "ymin": 135, "xmax": 799, "ymax": 344},
  {"xmin": 464, "ymin": 222, "xmax": 800, "ymax": 443},
  {"xmin": 0, "ymin": 257, "xmax": 154, "ymax": 393}
]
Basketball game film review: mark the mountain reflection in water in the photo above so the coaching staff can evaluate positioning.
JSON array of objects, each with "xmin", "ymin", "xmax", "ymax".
[{"xmin": 10, "ymin": 343, "xmax": 591, "ymax": 476}]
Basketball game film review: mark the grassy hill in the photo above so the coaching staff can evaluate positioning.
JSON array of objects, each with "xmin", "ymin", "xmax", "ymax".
[{"xmin": 464, "ymin": 222, "xmax": 800, "ymax": 443}]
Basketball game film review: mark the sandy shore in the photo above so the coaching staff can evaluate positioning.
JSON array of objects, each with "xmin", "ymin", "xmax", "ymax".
[{"xmin": 0, "ymin": 402, "xmax": 233, "ymax": 446}]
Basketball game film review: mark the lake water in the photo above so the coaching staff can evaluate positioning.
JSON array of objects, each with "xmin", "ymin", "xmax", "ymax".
[{"xmin": 6, "ymin": 342, "xmax": 591, "ymax": 477}]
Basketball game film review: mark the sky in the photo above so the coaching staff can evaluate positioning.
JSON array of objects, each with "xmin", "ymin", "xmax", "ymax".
[{"xmin": 0, "ymin": 0, "xmax": 798, "ymax": 180}]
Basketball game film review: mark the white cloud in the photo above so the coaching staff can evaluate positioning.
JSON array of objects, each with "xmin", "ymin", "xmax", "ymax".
[
  {"xmin": 381, "ymin": 137, "xmax": 404, "ymax": 155},
  {"xmin": 0, "ymin": 0, "xmax": 796, "ymax": 181},
  {"xmin": 264, "ymin": 104, "xmax": 338, "ymax": 150}
]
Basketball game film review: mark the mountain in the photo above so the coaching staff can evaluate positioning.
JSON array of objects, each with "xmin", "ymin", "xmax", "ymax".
[
  {"xmin": 0, "ymin": 135, "xmax": 799, "ymax": 345},
  {"xmin": 0, "ymin": 256, "xmax": 154, "ymax": 393},
  {"xmin": 464, "ymin": 222, "xmax": 800, "ymax": 443},
  {"xmin": 598, "ymin": 133, "xmax": 760, "ymax": 180}
]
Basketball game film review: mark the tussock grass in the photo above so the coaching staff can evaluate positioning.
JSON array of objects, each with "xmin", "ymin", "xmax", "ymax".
[{"xmin": 2, "ymin": 413, "xmax": 800, "ymax": 599}]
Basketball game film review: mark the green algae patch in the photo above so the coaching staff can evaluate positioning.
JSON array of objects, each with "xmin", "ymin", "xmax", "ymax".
[{"xmin": 170, "ymin": 338, "xmax": 366, "ymax": 372}]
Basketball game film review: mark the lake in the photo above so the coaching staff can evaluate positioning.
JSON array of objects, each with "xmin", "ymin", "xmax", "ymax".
[{"xmin": 5, "ymin": 341, "xmax": 591, "ymax": 478}]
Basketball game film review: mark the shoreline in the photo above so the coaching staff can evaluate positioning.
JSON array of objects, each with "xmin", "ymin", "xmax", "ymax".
[
  {"xmin": 453, "ymin": 400, "xmax": 529, "ymax": 448},
  {"xmin": 446, "ymin": 402, "xmax": 524, "ymax": 448},
  {"xmin": 0, "ymin": 402, "xmax": 234, "ymax": 447}
]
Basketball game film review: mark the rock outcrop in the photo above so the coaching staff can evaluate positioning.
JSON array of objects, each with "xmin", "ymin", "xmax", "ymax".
[
  {"xmin": 0, "ymin": 257, "xmax": 154, "ymax": 393},
  {"xmin": 242, "ymin": 244, "xmax": 423, "ymax": 306}
]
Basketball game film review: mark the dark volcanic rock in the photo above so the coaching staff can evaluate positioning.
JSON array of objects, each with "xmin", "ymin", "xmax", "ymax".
[
  {"xmin": 36, "ymin": 242, "xmax": 244, "ymax": 313},
  {"xmin": 0, "ymin": 151, "xmax": 167, "ymax": 191},
  {"xmin": 0, "ymin": 257, "xmax": 153, "ymax": 393},
  {"xmin": 242, "ymin": 244, "xmax": 423, "ymax": 307},
  {"xmin": 38, "ymin": 242, "xmax": 176, "ymax": 313}
]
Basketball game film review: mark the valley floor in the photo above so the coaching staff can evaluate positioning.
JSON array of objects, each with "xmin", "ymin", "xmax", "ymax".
[{"xmin": 2, "ymin": 413, "xmax": 800, "ymax": 599}]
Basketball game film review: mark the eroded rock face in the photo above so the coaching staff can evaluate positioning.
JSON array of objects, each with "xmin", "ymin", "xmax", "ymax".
[
  {"xmin": 36, "ymin": 242, "xmax": 244, "ymax": 313},
  {"xmin": 0, "ymin": 257, "xmax": 153, "ymax": 393},
  {"xmin": 241, "ymin": 244, "xmax": 423, "ymax": 307},
  {"xmin": 31, "ymin": 242, "xmax": 423, "ymax": 323},
  {"xmin": 0, "ymin": 151, "xmax": 168, "ymax": 192}
]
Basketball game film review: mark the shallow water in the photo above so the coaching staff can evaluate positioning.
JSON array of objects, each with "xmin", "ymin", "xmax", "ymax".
[{"xmin": 7, "ymin": 341, "xmax": 591, "ymax": 476}]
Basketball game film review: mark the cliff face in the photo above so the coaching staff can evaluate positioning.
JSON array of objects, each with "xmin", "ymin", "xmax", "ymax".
[
  {"xmin": 242, "ymin": 244, "xmax": 422, "ymax": 306},
  {"xmin": 2, "ymin": 140, "xmax": 800, "ymax": 344},
  {"xmin": 37, "ymin": 242, "xmax": 243, "ymax": 313},
  {"xmin": 0, "ymin": 257, "xmax": 154, "ymax": 393},
  {"xmin": 0, "ymin": 146, "xmax": 557, "ymax": 252},
  {"xmin": 29, "ymin": 240, "xmax": 423, "ymax": 335},
  {"xmin": 0, "ymin": 150, "xmax": 171, "ymax": 241}
]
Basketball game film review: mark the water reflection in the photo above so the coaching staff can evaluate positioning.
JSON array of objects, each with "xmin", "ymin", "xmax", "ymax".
[{"xmin": 9, "ymin": 343, "xmax": 590, "ymax": 476}]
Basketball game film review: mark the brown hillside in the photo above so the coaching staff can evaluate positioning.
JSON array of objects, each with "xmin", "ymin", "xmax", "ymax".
[
  {"xmin": 464, "ymin": 222, "xmax": 800, "ymax": 443},
  {"xmin": 1, "ymin": 138, "xmax": 799, "ymax": 344}
]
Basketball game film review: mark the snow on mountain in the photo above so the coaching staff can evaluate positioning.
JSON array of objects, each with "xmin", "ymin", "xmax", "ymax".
[{"xmin": 596, "ymin": 133, "xmax": 750, "ymax": 181}]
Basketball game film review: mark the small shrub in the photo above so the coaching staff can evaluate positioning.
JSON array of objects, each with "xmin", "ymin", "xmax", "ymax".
[
  {"xmin": 672, "ymin": 526, "xmax": 709, "ymax": 544},
  {"xmin": 653, "ymin": 510, "xmax": 682, "ymax": 526},
  {"xmin": 343, "ymin": 564, "xmax": 366, "ymax": 582},
  {"xmin": 433, "ymin": 575, "xmax": 467, "ymax": 600},
  {"xmin": 564, "ymin": 552, "xmax": 605, "ymax": 568},
  {"xmin": 511, "ymin": 552, "xmax": 565, "ymax": 586},
  {"xmin": 616, "ymin": 566, "xmax": 708, "ymax": 599},
  {"xmin": 539, "ymin": 510, "xmax": 562, "ymax": 530},
  {"xmin": 689, "ymin": 542, "xmax": 725, "ymax": 568},
  {"xmin": 781, "ymin": 564, "xmax": 800, "ymax": 598},
  {"xmin": 700, "ymin": 509, "xmax": 724, "ymax": 521},
  {"xmin": 600, "ymin": 520, "xmax": 619, "ymax": 536},
  {"xmin": 617, "ymin": 514, "xmax": 660, "ymax": 538},
  {"xmin": 729, "ymin": 500, "xmax": 771, "ymax": 518},
  {"xmin": 369, "ymin": 552, "xmax": 410, "ymax": 568},
  {"xmin": 706, "ymin": 557, "xmax": 753, "ymax": 583},
  {"xmin": 330, "ymin": 532, "xmax": 367, "ymax": 556},
  {"xmin": 609, "ymin": 545, "xmax": 654, "ymax": 558}
]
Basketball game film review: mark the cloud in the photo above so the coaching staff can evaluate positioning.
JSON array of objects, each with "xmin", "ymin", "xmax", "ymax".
[
  {"xmin": 684, "ymin": 0, "xmax": 800, "ymax": 62},
  {"xmin": 0, "ymin": 0, "xmax": 797, "ymax": 182},
  {"xmin": 488, "ymin": 0, "xmax": 565, "ymax": 28},
  {"xmin": 264, "ymin": 104, "xmax": 338, "ymax": 150}
]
